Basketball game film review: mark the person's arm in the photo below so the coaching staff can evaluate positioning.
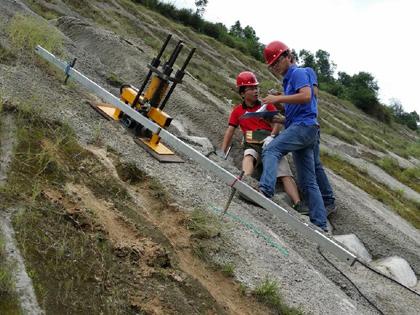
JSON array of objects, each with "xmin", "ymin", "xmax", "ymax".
[
  {"xmin": 262, "ymin": 86, "xmax": 311, "ymax": 105},
  {"xmin": 271, "ymin": 122, "xmax": 281, "ymax": 136},
  {"xmin": 221, "ymin": 125, "xmax": 236, "ymax": 153},
  {"xmin": 314, "ymin": 85, "xmax": 319, "ymax": 98}
]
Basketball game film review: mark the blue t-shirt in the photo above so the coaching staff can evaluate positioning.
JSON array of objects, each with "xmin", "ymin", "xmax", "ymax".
[
  {"xmin": 305, "ymin": 67, "xmax": 318, "ymax": 86},
  {"xmin": 283, "ymin": 65, "xmax": 318, "ymax": 128}
]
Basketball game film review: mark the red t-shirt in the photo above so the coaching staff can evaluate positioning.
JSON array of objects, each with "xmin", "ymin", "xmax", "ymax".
[{"xmin": 228, "ymin": 102, "xmax": 276, "ymax": 134}]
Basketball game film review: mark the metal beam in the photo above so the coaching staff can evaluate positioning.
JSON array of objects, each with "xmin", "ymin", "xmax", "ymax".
[{"xmin": 35, "ymin": 45, "xmax": 356, "ymax": 265}]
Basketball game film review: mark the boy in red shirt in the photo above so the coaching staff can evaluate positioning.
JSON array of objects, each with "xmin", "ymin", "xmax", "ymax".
[{"xmin": 220, "ymin": 71, "xmax": 301, "ymax": 207}]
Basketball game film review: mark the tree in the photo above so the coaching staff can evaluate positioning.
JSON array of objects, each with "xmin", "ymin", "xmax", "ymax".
[
  {"xmin": 389, "ymin": 99, "xmax": 419, "ymax": 130},
  {"xmin": 406, "ymin": 112, "xmax": 419, "ymax": 130},
  {"xmin": 243, "ymin": 25, "xmax": 258, "ymax": 41},
  {"xmin": 390, "ymin": 99, "xmax": 404, "ymax": 117},
  {"xmin": 194, "ymin": 0, "xmax": 208, "ymax": 16},
  {"xmin": 345, "ymin": 72, "xmax": 379, "ymax": 112},
  {"xmin": 291, "ymin": 49, "xmax": 299, "ymax": 63},
  {"xmin": 298, "ymin": 49, "xmax": 317, "ymax": 72},
  {"xmin": 337, "ymin": 71, "xmax": 352, "ymax": 87},
  {"xmin": 229, "ymin": 20, "xmax": 243, "ymax": 38},
  {"xmin": 315, "ymin": 49, "xmax": 336, "ymax": 82}
]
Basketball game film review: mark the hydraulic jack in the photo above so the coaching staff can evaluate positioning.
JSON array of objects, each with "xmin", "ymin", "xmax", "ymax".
[{"xmin": 93, "ymin": 34, "xmax": 195, "ymax": 162}]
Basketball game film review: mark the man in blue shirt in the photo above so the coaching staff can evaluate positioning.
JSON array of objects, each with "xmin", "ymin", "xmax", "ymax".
[
  {"xmin": 303, "ymin": 66, "xmax": 337, "ymax": 215},
  {"xmin": 259, "ymin": 40, "xmax": 328, "ymax": 231}
]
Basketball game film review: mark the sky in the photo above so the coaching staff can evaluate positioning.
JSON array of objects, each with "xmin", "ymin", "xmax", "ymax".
[{"xmin": 163, "ymin": 0, "xmax": 419, "ymax": 113}]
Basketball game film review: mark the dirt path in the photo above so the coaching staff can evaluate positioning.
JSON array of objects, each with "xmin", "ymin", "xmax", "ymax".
[{"xmin": 0, "ymin": 113, "xmax": 43, "ymax": 314}]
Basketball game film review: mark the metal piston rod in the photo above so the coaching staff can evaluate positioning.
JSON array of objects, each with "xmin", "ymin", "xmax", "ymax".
[{"xmin": 35, "ymin": 45, "xmax": 357, "ymax": 266}]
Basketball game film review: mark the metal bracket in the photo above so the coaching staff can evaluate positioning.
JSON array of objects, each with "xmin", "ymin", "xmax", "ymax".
[{"xmin": 64, "ymin": 58, "xmax": 77, "ymax": 84}]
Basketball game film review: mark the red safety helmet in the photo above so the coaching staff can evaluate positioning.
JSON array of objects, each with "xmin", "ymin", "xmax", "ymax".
[
  {"xmin": 236, "ymin": 71, "xmax": 259, "ymax": 87},
  {"xmin": 264, "ymin": 41, "xmax": 289, "ymax": 65}
]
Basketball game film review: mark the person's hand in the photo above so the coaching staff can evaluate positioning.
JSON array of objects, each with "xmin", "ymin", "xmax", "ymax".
[
  {"xmin": 272, "ymin": 114, "xmax": 285, "ymax": 124},
  {"xmin": 268, "ymin": 89, "xmax": 281, "ymax": 96},
  {"xmin": 262, "ymin": 135, "xmax": 275, "ymax": 149},
  {"xmin": 262, "ymin": 94, "xmax": 281, "ymax": 104}
]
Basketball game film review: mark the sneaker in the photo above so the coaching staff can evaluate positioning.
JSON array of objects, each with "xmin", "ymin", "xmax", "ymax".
[
  {"xmin": 326, "ymin": 203, "xmax": 337, "ymax": 217},
  {"xmin": 322, "ymin": 227, "xmax": 333, "ymax": 237},
  {"xmin": 292, "ymin": 201, "xmax": 309, "ymax": 216},
  {"xmin": 258, "ymin": 187, "xmax": 271, "ymax": 199}
]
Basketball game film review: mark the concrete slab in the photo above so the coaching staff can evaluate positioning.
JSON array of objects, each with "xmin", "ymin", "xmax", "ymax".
[
  {"xmin": 334, "ymin": 234, "xmax": 372, "ymax": 262},
  {"xmin": 373, "ymin": 256, "xmax": 418, "ymax": 288}
]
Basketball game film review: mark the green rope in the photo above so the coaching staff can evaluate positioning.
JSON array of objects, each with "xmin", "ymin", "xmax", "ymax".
[{"xmin": 210, "ymin": 205, "xmax": 289, "ymax": 256}]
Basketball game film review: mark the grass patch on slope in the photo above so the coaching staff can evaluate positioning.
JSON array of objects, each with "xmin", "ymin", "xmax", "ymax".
[
  {"xmin": 0, "ymin": 44, "xmax": 16, "ymax": 65},
  {"xmin": 319, "ymin": 101, "xmax": 420, "ymax": 158},
  {"xmin": 25, "ymin": 0, "xmax": 62, "ymax": 20},
  {"xmin": 321, "ymin": 152, "xmax": 420, "ymax": 228},
  {"xmin": 375, "ymin": 157, "xmax": 420, "ymax": 193},
  {"xmin": 0, "ymin": 235, "xmax": 20, "ymax": 314},
  {"xmin": 0, "ymin": 100, "xmax": 249, "ymax": 314},
  {"xmin": 253, "ymin": 278, "xmax": 303, "ymax": 315},
  {"xmin": 7, "ymin": 14, "xmax": 63, "ymax": 55},
  {"xmin": 0, "ymin": 102, "xmax": 136, "ymax": 314}
]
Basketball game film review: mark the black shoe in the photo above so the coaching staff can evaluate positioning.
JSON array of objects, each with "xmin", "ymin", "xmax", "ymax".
[
  {"xmin": 293, "ymin": 201, "xmax": 309, "ymax": 216},
  {"xmin": 326, "ymin": 203, "xmax": 337, "ymax": 217}
]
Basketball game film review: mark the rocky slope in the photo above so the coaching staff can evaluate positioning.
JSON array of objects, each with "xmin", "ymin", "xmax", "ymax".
[{"xmin": 1, "ymin": 0, "xmax": 420, "ymax": 314}]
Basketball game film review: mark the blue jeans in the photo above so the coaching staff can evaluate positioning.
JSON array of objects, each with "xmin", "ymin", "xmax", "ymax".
[
  {"xmin": 296, "ymin": 129, "xmax": 335, "ymax": 213},
  {"xmin": 313, "ymin": 130, "xmax": 335, "ymax": 207},
  {"xmin": 259, "ymin": 125, "xmax": 327, "ymax": 229}
]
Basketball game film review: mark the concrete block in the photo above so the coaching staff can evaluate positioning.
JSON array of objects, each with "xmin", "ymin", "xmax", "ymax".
[
  {"xmin": 334, "ymin": 234, "xmax": 372, "ymax": 262},
  {"xmin": 373, "ymin": 256, "xmax": 418, "ymax": 288}
]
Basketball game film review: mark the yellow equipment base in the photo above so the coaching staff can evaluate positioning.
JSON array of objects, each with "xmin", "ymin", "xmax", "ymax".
[
  {"xmin": 89, "ymin": 101, "xmax": 183, "ymax": 163},
  {"xmin": 89, "ymin": 102, "xmax": 120, "ymax": 121},
  {"xmin": 96, "ymin": 105, "xmax": 120, "ymax": 121},
  {"xmin": 134, "ymin": 138, "xmax": 184, "ymax": 163}
]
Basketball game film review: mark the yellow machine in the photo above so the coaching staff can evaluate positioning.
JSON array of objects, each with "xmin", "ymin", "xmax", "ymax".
[{"xmin": 93, "ymin": 34, "xmax": 195, "ymax": 162}]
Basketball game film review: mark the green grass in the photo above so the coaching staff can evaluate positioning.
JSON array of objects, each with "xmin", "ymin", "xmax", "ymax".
[
  {"xmin": 0, "ymin": 44, "xmax": 16, "ymax": 64},
  {"xmin": 320, "ymin": 99, "xmax": 420, "ymax": 159},
  {"xmin": 13, "ymin": 201, "xmax": 135, "ymax": 314},
  {"xmin": 219, "ymin": 262, "xmax": 235, "ymax": 277},
  {"xmin": 321, "ymin": 152, "xmax": 420, "ymax": 228},
  {"xmin": 25, "ymin": 0, "xmax": 61, "ymax": 20},
  {"xmin": 1, "ymin": 103, "xmax": 82, "ymax": 200},
  {"xmin": 0, "ymin": 234, "xmax": 20, "ymax": 314},
  {"xmin": 407, "ymin": 142, "xmax": 420, "ymax": 159},
  {"xmin": 186, "ymin": 208, "xmax": 222, "ymax": 240},
  {"xmin": 115, "ymin": 161, "xmax": 147, "ymax": 184},
  {"xmin": 375, "ymin": 157, "xmax": 420, "ymax": 193},
  {"xmin": 0, "ymin": 236, "xmax": 15, "ymax": 295},
  {"xmin": 253, "ymin": 278, "xmax": 303, "ymax": 315},
  {"xmin": 320, "ymin": 120, "xmax": 357, "ymax": 145},
  {"xmin": 0, "ymin": 101, "xmax": 136, "ymax": 313},
  {"xmin": 318, "ymin": 100, "xmax": 420, "ymax": 156},
  {"xmin": 7, "ymin": 14, "xmax": 63, "ymax": 55},
  {"xmin": 106, "ymin": 72, "xmax": 125, "ymax": 88},
  {"xmin": 187, "ymin": 209, "xmax": 227, "ymax": 264}
]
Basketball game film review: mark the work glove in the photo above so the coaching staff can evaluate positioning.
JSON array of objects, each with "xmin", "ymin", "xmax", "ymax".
[{"xmin": 262, "ymin": 135, "xmax": 275, "ymax": 149}]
